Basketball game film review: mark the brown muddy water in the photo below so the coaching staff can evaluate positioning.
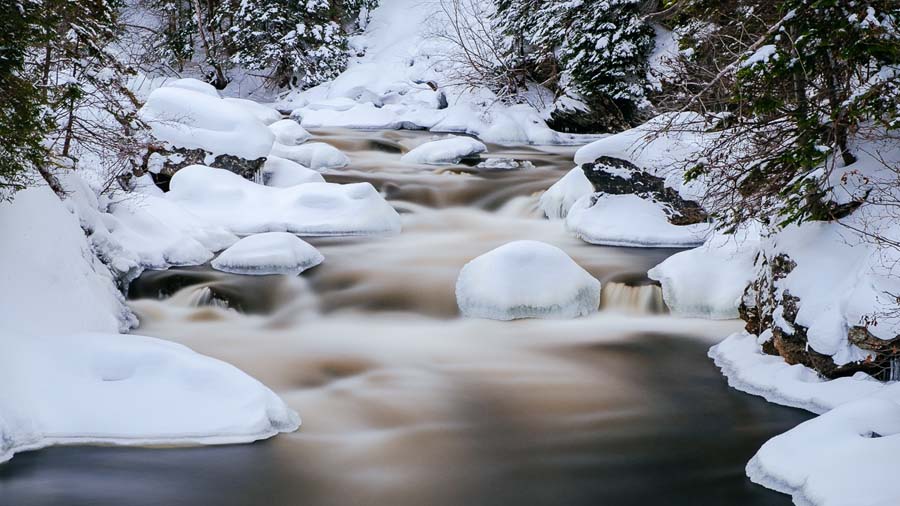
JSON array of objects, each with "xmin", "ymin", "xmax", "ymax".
[{"xmin": 0, "ymin": 129, "xmax": 811, "ymax": 506}]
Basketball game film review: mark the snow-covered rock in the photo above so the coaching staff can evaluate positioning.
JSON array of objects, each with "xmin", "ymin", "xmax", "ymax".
[
  {"xmin": 167, "ymin": 165, "xmax": 400, "ymax": 236},
  {"xmin": 566, "ymin": 194, "xmax": 711, "ymax": 248},
  {"xmin": 401, "ymin": 136, "xmax": 487, "ymax": 165},
  {"xmin": 539, "ymin": 166, "xmax": 594, "ymax": 220},
  {"xmin": 270, "ymin": 142, "xmax": 350, "ymax": 170},
  {"xmin": 456, "ymin": 240, "xmax": 601, "ymax": 320},
  {"xmin": 164, "ymin": 77, "xmax": 220, "ymax": 98},
  {"xmin": 223, "ymin": 97, "xmax": 283, "ymax": 125},
  {"xmin": 648, "ymin": 229, "xmax": 759, "ymax": 319},
  {"xmin": 269, "ymin": 119, "xmax": 312, "ymax": 146},
  {"xmin": 211, "ymin": 232, "xmax": 324, "ymax": 275},
  {"xmin": 262, "ymin": 155, "xmax": 326, "ymax": 187},
  {"xmin": 573, "ymin": 113, "xmax": 710, "ymax": 202},
  {"xmin": 107, "ymin": 194, "xmax": 239, "ymax": 269},
  {"xmin": 139, "ymin": 84, "xmax": 274, "ymax": 160}
]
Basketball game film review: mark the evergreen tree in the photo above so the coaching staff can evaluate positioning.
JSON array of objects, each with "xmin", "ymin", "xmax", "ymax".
[
  {"xmin": 227, "ymin": 0, "xmax": 349, "ymax": 88},
  {"xmin": 683, "ymin": 0, "xmax": 900, "ymax": 229},
  {"xmin": 0, "ymin": 0, "xmax": 50, "ymax": 194}
]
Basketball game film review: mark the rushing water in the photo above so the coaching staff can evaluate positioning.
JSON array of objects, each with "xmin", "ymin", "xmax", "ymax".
[{"xmin": 0, "ymin": 129, "xmax": 811, "ymax": 506}]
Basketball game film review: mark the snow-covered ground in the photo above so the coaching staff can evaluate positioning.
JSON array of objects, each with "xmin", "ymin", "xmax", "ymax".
[
  {"xmin": 273, "ymin": 0, "xmax": 583, "ymax": 145},
  {"xmin": 0, "ymin": 187, "xmax": 299, "ymax": 464}
]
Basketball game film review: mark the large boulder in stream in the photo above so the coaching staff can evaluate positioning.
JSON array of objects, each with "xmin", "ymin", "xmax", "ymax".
[
  {"xmin": 137, "ymin": 79, "xmax": 275, "ymax": 187},
  {"xmin": 456, "ymin": 240, "xmax": 601, "ymax": 320},
  {"xmin": 211, "ymin": 232, "xmax": 324, "ymax": 276}
]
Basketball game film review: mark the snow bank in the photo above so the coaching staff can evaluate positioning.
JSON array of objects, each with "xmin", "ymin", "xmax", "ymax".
[
  {"xmin": 566, "ymin": 194, "xmax": 711, "ymax": 248},
  {"xmin": 0, "ymin": 186, "xmax": 299, "ymax": 464},
  {"xmin": 401, "ymin": 136, "xmax": 487, "ymax": 165},
  {"xmin": 270, "ymin": 142, "xmax": 350, "ymax": 170},
  {"xmin": 167, "ymin": 165, "xmax": 400, "ymax": 236},
  {"xmin": 212, "ymin": 232, "xmax": 324, "ymax": 275},
  {"xmin": 0, "ymin": 331, "xmax": 299, "ymax": 463},
  {"xmin": 747, "ymin": 398, "xmax": 900, "ymax": 506},
  {"xmin": 456, "ymin": 240, "xmax": 601, "ymax": 320},
  {"xmin": 648, "ymin": 229, "xmax": 759, "ymax": 319},
  {"xmin": 262, "ymin": 155, "xmax": 326, "ymax": 187},
  {"xmin": 164, "ymin": 78, "xmax": 221, "ymax": 98},
  {"xmin": 139, "ymin": 84, "xmax": 274, "ymax": 160},
  {"xmin": 539, "ymin": 166, "xmax": 593, "ymax": 220},
  {"xmin": 269, "ymin": 119, "xmax": 312, "ymax": 146},
  {"xmin": 0, "ymin": 187, "xmax": 131, "ymax": 336},
  {"xmin": 710, "ymin": 332, "xmax": 887, "ymax": 415}
]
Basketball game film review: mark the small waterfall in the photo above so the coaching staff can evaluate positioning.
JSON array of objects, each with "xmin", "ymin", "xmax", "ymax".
[
  {"xmin": 184, "ymin": 286, "xmax": 230, "ymax": 309},
  {"xmin": 890, "ymin": 357, "xmax": 900, "ymax": 381},
  {"xmin": 600, "ymin": 281, "xmax": 668, "ymax": 315}
]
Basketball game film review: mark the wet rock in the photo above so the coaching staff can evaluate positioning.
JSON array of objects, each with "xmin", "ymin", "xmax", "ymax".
[{"xmin": 580, "ymin": 156, "xmax": 708, "ymax": 225}]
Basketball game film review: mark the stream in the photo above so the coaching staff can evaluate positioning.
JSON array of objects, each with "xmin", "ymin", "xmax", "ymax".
[{"xmin": 0, "ymin": 129, "xmax": 812, "ymax": 506}]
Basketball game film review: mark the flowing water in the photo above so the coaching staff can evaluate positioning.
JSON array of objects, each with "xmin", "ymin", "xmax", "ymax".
[{"xmin": 0, "ymin": 129, "xmax": 811, "ymax": 506}]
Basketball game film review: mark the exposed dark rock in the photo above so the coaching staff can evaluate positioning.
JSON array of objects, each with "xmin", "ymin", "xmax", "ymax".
[
  {"xmin": 142, "ymin": 146, "xmax": 265, "ymax": 191},
  {"xmin": 547, "ymin": 97, "xmax": 633, "ymax": 134},
  {"xmin": 580, "ymin": 156, "xmax": 708, "ymax": 225}
]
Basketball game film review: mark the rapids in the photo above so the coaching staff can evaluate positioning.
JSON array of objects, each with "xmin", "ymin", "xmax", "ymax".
[{"xmin": 0, "ymin": 129, "xmax": 810, "ymax": 506}]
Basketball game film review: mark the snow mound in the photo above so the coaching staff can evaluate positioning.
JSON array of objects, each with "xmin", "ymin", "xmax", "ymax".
[
  {"xmin": 648, "ymin": 229, "xmax": 759, "ymax": 319},
  {"xmin": 747, "ymin": 398, "xmax": 900, "ymax": 506},
  {"xmin": 223, "ymin": 97, "xmax": 283, "ymax": 125},
  {"xmin": 167, "ymin": 165, "xmax": 401, "ymax": 236},
  {"xmin": 0, "ymin": 331, "xmax": 300, "ymax": 464},
  {"xmin": 270, "ymin": 142, "xmax": 350, "ymax": 170},
  {"xmin": 456, "ymin": 240, "xmax": 601, "ymax": 320},
  {"xmin": 269, "ymin": 119, "xmax": 312, "ymax": 146},
  {"xmin": 401, "ymin": 136, "xmax": 487, "ymax": 165},
  {"xmin": 262, "ymin": 155, "xmax": 326, "ymax": 187},
  {"xmin": 539, "ymin": 166, "xmax": 594, "ymax": 220},
  {"xmin": 139, "ymin": 84, "xmax": 274, "ymax": 160},
  {"xmin": 164, "ymin": 78, "xmax": 221, "ymax": 98},
  {"xmin": 566, "ymin": 194, "xmax": 711, "ymax": 248},
  {"xmin": 107, "ymin": 194, "xmax": 239, "ymax": 269},
  {"xmin": 212, "ymin": 232, "xmax": 324, "ymax": 275}
]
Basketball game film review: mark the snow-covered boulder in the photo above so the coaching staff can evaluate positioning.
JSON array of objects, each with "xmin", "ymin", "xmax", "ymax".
[
  {"xmin": 223, "ymin": 97, "xmax": 283, "ymax": 125},
  {"xmin": 262, "ymin": 155, "xmax": 326, "ymax": 187},
  {"xmin": 401, "ymin": 136, "xmax": 487, "ymax": 165},
  {"xmin": 566, "ymin": 194, "xmax": 711, "ymax": 248},
  {"xmin": 270, "ymin": 142, "xmax": 350, "ymax": 170},
  {"xmin": 456, "ymin": 240, "xmax": 601, "ymax": 320},
  {"xmin": 167, "ymin": 165, "xmax": 400, "ymax": 236},
  {"xmin": 269, "ymin": 119, "xmax": 312, "ymax": 146},
  {"xmin": 140, "ymin": 85, "xmax": 274, "ymax": 161},
  {"xmin": 648, "ymin": 230, "xmax": 758, "ymax": 319},
  {"xmin": 539, "ymin": 166, "xmax": 594, "ymax": 220},
  {"xmin": 164, "ymin": 78, "xmax": 220, "ymax": 98},
  {"xmin": 211, "ymin": 232, "xmax": 324, "ymax": 275}
]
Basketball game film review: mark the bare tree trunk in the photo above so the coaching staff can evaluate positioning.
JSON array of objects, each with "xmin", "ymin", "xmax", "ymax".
[{"xmin": 191, "ymin": 0, "xmax": 228, "ymax": 88}]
